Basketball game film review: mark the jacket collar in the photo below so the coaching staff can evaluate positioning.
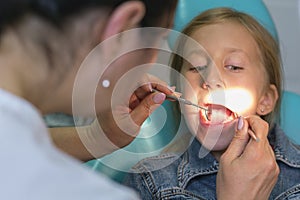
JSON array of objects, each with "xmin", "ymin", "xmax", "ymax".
[
  {"xmin": 177, "ymin": 139, "xmax": 219, "ymax": 188},
  {"xmin": 177, "ymin": 124, "xmax": 300, "ymax": 188},
  {"xmin": 269, "ymin": 124, "xmax": 300, "ymax": 168}
]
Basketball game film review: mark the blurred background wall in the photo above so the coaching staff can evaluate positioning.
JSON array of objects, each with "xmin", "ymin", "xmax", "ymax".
[{"xmin": 263, "ymin": 0, "xmax": 300, "ymax": 95}]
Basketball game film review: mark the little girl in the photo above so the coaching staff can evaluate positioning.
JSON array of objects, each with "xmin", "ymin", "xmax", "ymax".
[{"xmin": 124, "ymin": 7, "xmax": 300, "ymax": 200}]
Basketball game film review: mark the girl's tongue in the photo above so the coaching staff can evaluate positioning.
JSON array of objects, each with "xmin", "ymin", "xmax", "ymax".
[{"xmin": 200, "ymin": 104, "xmax": 238, "ymax": 125}]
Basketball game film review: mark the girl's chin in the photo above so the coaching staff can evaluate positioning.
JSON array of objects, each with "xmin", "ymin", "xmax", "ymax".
[
  {"xmin": 197, "ymin": 136, "xmax": 233, "ymax": 151},
  {"xmin": 195, "ymin": 120, "xmax": 237, "ymax": 152},
  {"xmin": 203, "ymin": 139, "xmax": 232, "ymax": 151}
]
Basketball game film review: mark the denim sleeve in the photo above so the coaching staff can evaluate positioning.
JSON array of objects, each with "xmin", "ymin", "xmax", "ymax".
[
  {"xmin": 287, "ymin": 193, "xmax": 300, "ymax": 200},
  {"xmin": 123, "ymin": 172, "xmax": 154, "ymax": 200}
]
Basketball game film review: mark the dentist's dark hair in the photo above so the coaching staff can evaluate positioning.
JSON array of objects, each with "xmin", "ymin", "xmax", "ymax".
[{"xmin": 0, "ymin": 0, "xmax": 177, "ymax": 34}]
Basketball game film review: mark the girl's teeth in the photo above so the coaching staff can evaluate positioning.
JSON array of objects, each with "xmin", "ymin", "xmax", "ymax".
[
  {"xmin": 210, "ymin": 110, "xmax": 227, "ymax": 123},
  {"xmin": 204, "ymin": 107, "xmax": 234, "ymax": 123},
  {"xmin": 201, "ymin": 104, "xmax": 238, "ymax": 124}
]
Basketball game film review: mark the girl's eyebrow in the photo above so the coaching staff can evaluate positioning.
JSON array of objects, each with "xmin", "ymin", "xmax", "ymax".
[
  {"xmin": 224, "ymin": 47, "xmax": 250, "ymax": 59},
  {"xmin": 183, "ymin": 48, "xmax": 210, "ymax": 62},
  {"xmin": 185, "ymin": 50, "xmax": 212, "ymax": 67}
]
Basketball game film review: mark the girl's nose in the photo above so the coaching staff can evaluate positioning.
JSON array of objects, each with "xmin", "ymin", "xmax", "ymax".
[
  {"xmin": 202, "ymin": 79, "xmax": 224, "ymax": 89},
  {"xmin": 201, "ymin": 67, "xmax": 224, "ymax": 90}
]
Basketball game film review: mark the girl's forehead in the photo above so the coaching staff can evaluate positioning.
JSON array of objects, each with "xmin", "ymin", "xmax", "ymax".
[
  {"xmin": 189, "ymin": 21, "xmax": 250, "ymax": 41},
  {"xmin": 186, "ymin": 21, "xmax": 261, "ymax": 59}
]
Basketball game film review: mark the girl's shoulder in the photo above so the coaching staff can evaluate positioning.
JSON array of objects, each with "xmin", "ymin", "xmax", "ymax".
[{"xmin": 270, "ymin": 124, "xmax": 300, "ymax": 168}]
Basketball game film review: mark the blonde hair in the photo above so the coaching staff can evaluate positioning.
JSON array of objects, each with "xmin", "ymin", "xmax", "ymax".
[{"xmin": 170, "ymin": 7, "xmax": 283, "ymax": 127}]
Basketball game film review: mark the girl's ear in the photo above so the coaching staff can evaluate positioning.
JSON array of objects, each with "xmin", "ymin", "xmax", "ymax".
[
  {"xmin": 257, "ymin": 84, "xmax": 278, "ymax": 115},
  {"xmin": 101, "ymin": 1, "xmax": 145, "ymax": 40}
]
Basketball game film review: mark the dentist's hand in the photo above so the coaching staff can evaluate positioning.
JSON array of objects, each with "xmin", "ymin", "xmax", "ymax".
[
  {"xmin": 216, "ymin": 116, "xmax": 279, "ymax": 200},
  {"xmin": 79, "ymin": 74, "xmax": 174, "ymax": 158}
]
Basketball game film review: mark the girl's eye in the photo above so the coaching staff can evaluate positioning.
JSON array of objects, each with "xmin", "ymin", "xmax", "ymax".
[
  {"xmin": 225, "ymin": 65, "xmax": 243, "ymax": 72},
  {"xmin": 189, "ymin": 65, "xmax": 207, "ymax": 73}
]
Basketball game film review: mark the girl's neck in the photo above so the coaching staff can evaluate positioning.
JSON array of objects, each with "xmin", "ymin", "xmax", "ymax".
[{"xmin": 211, "ymin": 150, "xmax": 225, "ymax": 161}]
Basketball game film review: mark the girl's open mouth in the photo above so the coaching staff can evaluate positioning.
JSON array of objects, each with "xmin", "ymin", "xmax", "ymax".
[{"xmin": 199, "ymin": 104, "xmax": 238, "ymax": 125}]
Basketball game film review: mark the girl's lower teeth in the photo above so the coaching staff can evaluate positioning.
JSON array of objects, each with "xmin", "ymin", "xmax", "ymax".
[{"xmin": 206, "ymin": 110, "xmax": 232, "ymax": 123}]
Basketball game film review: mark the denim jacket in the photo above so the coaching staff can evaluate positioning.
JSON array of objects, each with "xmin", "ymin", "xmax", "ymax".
[{"xmin": 124, "ymin": 124, "xmax": 300, "ymax": 200}]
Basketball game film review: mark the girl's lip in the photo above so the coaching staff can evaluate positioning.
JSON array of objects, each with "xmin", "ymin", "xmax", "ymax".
[
  {"xmin": 199, "ymin": 117, "xmax": 235, "ymax": 127},
  {"xmin": 199, "ymin": 103, "xmax": 238, "ymax": 125}
]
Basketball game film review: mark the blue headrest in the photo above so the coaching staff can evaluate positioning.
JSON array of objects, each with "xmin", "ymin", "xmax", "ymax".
[
  {"xmin": 280, "ymin": 91, "xmax": 300, "ymax": 144},
  {"xmin": 169, "ymin": 0, "xmax": 278, "ymax": 48}
]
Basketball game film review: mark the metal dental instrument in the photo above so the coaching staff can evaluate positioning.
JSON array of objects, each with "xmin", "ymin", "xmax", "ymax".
[
  {"xmin": 152, "ymin": 88, "xmax": 209, "ymax": 112},
  {"xmin": 167, "ymin": 94, "xmax": 209, "ymax": 111}
]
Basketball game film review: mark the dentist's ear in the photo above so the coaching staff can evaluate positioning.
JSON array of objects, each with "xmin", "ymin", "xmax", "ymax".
[
  {"xmin": 102, "ymin": 1, "xmax": 146, "ymax": 40},
  {"xmin": 257, "ymin": 84, "xmax": 278, "ymax": 115}
]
